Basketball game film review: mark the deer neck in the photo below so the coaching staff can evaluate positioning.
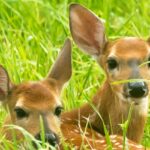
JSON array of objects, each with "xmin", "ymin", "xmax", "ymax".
[{"xmin": 89, "ymin": 80, "xmax": 148, "ymax": 138}]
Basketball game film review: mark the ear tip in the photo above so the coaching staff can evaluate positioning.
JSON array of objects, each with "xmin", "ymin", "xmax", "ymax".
[
  {"xmin": 0, "ymin": 65, "xmax": 7, "ymax": 73},
  {"xmin": 69, "ymin": 3, "xmax": 84, "ymax": 12},
  {"xmin": 69, "ymin": 3, "xmax": 78, "ymax": 10},
  {"xmin": 63, "ymin": 38, "xmax": 72, "ymax": 52},
  {"xmin": 65, "ymin": 38, "xmax": 71, "ymax": 45},
  {"xmin": 0, "ymin": 65, "xmax": 4, "ymax": 69}
]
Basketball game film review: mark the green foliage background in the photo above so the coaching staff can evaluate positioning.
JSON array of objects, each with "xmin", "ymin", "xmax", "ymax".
[{"xmin": 0, "ymin": 0, "xmax": 150, "ymax": 149}]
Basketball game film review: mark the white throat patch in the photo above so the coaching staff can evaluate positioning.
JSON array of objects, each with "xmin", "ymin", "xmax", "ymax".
[{"xmin": 116, "ymin": 93, "xmax": 149, "ymax": 115}]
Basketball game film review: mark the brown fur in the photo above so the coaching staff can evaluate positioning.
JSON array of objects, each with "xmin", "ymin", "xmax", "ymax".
[
  {"xmin": 61, "ymin": 122, "xmax": 145, "ymax": 150},
  {"xmin": 61, "ymin": 4, "xmax": 150, "ymax": 143},
  {"xmin": 3, "ymin": 80, "xmax": 61, "ymax": 140},
  {"xmin": 0, "ymin": 39, "xmax": 72, "ymax": 146}
]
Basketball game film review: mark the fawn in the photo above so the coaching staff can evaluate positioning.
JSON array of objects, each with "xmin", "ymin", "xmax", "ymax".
[
  {"xmin": 0, "ymin": 39, "xmax": 72, "ymax": 148},
  {"xmin": 61, "ymin": 3, "xmax": 150, "ymax": 143},
  {"xmin": 0, "ymin": 37, "xmax": 145, "ymax": 150}
]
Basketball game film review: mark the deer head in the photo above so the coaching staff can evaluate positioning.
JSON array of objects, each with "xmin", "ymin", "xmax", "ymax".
[
  {"xmin": 69, "ymin": 4, "xmax": 150, "ymax": 107},
  {"xmin": 0, "ymin": 39, "xmax": 72, "ymax": 147}
]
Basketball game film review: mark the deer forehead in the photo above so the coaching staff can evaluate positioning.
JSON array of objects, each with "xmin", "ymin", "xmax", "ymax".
[
  {"xmin": 14, "ymin": 82, "xmax": 61, "ymax": 111},
  {"xmin": 107, "ymin": 37, "xmax": 150, "ymax": 60}
]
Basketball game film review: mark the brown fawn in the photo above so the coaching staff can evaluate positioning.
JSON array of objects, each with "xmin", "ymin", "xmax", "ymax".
[
  {"xmin": 0, "ymin": 39, "xmax": 72, "ymax": 148},
  {"xmin": 61, "ymin": 3, "xmax": 150, "ymax": 144},
  {"xmin": 0, "ymin": 39, "xmax": 145, "ymax": 149}
]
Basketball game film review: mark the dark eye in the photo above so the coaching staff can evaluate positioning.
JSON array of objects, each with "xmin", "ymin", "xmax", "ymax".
[
  {"xmin": 107, "ymin": 58, "xmax": 118, "ymax": 70},
  {"xmin": 14, "ymin": 107, "xmax": 28, "ymax": 119},
  {"xmin": 148, "ymin": 57, "xmax": 150, "ymax": 68},
  {"xmin": 54, "ymin": 106, "xmax": 63, "ymax": 116}
]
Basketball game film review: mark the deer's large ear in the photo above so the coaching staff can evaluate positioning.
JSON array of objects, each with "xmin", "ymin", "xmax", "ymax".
[
  {"xmin": 0, "ymin": 66, "xmax": 12, "ymax": 101},
  {"xmin": 48, "ymin": 38, "xmax": 72, "ymax": 88},
  {"xmin": 69, "ymin": 4, "xmax": 106, "ymax": 57}
]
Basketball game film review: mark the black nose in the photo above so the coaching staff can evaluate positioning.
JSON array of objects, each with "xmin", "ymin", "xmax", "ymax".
[
  {"xmin": 128, "ymin": 82, "xmax": 148, "ymax": 98},
  {"xmin": 35, "ymin": 132, "xmax": 58, "ymax": 147}
]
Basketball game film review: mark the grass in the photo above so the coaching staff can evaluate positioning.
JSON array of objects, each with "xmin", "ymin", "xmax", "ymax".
[{"xmin": 0, "ymin": 0, "xmax": 150, "ymax": 149}]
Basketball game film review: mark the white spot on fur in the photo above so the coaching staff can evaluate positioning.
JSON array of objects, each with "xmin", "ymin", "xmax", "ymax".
[
  {"xmin": 70, "ymin": 138, "xmax": 75, "ymax": 141},
  {"xmin": 74, "ymin": 129, "xmax": 79, "ymax": 133},
  {"xmin": 110, "ymin": 135, "xmax": 117, "ymax": 139},
  {"xmin": 65, "ymin": 118, "xmax": 72, "ymax": 121},
  {"xmin": 99, "ymin": 140, "xmax": 105, "ymax": 143},
  {"xmin": 103, "ymin": 144, "xmax": 107, "ymax": 147},
  {"xmin": 114, "ymin": 142, "xmax": 120, "ymax": 146},
  {"xmin": 111, "ymin": 139, "xmax": 117, "ymax": 143},
  {"xmin": 129, "ymin": 143, "xmax": 143, "ymax": 149},
  {"xmin": 118, "ymin": 145, "xmax": 123, "ymax": 148},
  {"xmin": 96, "ymin": 133, "xmax": 103, "ymax": 138},
  {"xmin": 129, "ymin": 143, "xmax": 135, "ymax": 146},
  {"xmin": 74, "ymin": 146, "xmax": 79, "ymax": 149},
  {"xmin": 135, "ymin": 144, "xmax": 143, "ymax": 149},
  {"xmin": 95, "ymin": 140, "xmax": 102, "ymax": 144}
]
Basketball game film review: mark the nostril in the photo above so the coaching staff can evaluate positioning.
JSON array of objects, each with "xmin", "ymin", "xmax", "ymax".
[
  {"xmin": 35, "ymin": 132, "xmax": 58, "ymax": 147},
  {"xmin": 45, "ymin": 133, "xmax": 58, "ymax": 146},
  {"xmin": 129, "ymin": 87, "xmax": 145, "ymax": 98},
  {"xmin": 128, "ymin": 82, "xmax": 148, "ymax": 98}
]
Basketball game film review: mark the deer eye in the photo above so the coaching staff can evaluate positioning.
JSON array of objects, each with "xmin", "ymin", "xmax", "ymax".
[
  {"xmin": 147, "ymin": 57, "xmax": 150, "ymax": 68},
  {"xmin": 54, "ymin": 106, "xmax": 63, "ymax": 117},
  {"xmin": 107, "ymin": 58, "xmax": 118, "ymax": 70},
  {"xmin": 14, "ymin": 107, "xmax": 28, "ymax": 119}
]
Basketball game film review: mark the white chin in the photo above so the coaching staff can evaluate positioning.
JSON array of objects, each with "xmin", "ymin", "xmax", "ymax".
[
  {"xmin": 117, "ymin": 92, "xmax": 148, "ymax": 105},
  {"xmin": 117, "ymin": 93, "xmax": 149, "ymax": 115}
]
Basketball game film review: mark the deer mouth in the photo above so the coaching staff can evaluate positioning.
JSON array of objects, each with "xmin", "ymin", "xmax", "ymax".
[
  {"xmin": 33, "ymin": 132, "xmax": 59, "ymax": 149},
  {"xmin": 122, "ymin": 92, "xmax": 148, "ymax": 105}
]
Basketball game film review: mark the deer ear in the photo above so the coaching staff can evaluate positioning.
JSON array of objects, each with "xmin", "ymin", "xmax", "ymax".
[
  {"xmin": 48, "ymin": 38, "xmax": 72, "ymax": 88},
  {"xmin": 0, "ymin": 66, "xmax": 12, "ymax": 101},
  {"xmin": 69, "ymin": 4, "xmax": 106, "ymax": 57}
]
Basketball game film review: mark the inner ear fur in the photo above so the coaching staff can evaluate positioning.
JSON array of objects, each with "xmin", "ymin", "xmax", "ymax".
[{"xmin": 69, "ymin": 3, "xmax": 107, "ymax": 57}]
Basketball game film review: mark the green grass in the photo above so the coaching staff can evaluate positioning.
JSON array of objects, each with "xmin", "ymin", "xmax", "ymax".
[{"xmin": 0, "ymin": 0, "xmax": 150, "ymax": 149}]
